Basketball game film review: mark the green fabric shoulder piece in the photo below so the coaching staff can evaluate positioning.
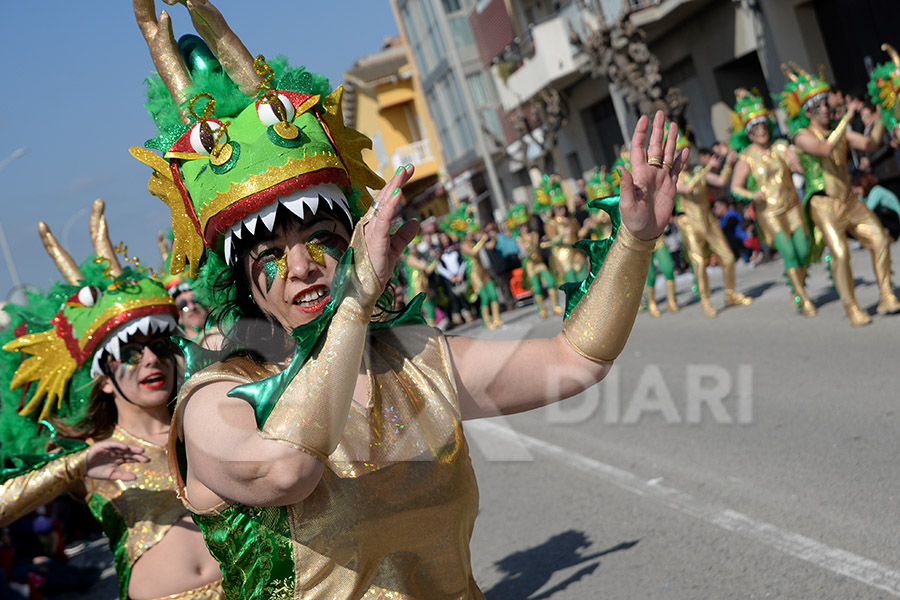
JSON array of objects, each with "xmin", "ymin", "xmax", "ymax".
[
  {"xmin": 87, "ymin": 493, "xmax": 131, "ymax": 600},
  {"xmin": 799, "ymin": 150, "xmax": 825, "ymax": 202},
  {"xmin": 171, "ymin": 337, "xmax": 220, "ymax": 381},
  {"xmin": 561, "ymin": 196, "xmax": 621, "ymax": 318},
  {"xmin": 192, "ymin": 504, "xmax": 294, "ymax": 599}
]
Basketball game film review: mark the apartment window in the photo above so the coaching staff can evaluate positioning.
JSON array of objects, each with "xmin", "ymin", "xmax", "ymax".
[
  {"xmin": 441, "ymin": 0, "xmax": 463, "ymax": 12},
  {"xmin": 370, "ymin": 132, "xmax": 387, "ymax": 170},
  {"xmin": 448, "ymin": 15, "xmax": 474, "ymax": 48},
  {"xmin": 466, "ymin": 72, "xmax": 490, "ymax": 106}
]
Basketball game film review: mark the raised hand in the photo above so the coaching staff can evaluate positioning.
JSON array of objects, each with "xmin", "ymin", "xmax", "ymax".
[
  {"xmin": 362, "ymin": 165, "xmax": 420, "ymax": 289},
  {"xmin": 619, "ymin": 111, "xmax": 689, "ymax": 241},
  {"xmin": 86, "ymin": 440, "xmax": 150, "ymax": 481}
]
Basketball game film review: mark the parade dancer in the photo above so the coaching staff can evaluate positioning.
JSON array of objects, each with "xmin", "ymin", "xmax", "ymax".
[
  {"xmin": 446, "ymin": 206, "xmax": 504, "ymax": 329},
  {"xmin": 508, "ymin": 204, "xmax": 564, "ymax": 319},
  {"xmin": 403, "ymin": 236, "xmax": 438, "ymax": 326},
  {"xmin": 544, "ymin": 175, "xmax": 588, "ymax": 283},
  {"xmin": 729, "ymin": 89, "xmax": 817, "ymax": 316},
  {"xmin": 0, "ymin": 200, "xmax": 223, "ymax": 600},
  {"xmin": 674, "ymin": 126, "xmax": 753, "ymax": 317},
  {"xmin": 784, "ymin": 62, "xmax": 900, "ymax": 325},
  {"xmin": 131, "ymin": 2, "xmax": 686, "ymax": 596}
]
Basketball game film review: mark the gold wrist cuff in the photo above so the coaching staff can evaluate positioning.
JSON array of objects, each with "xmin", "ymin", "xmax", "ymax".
[
  {"xmin": 562, "ymin": 226, "xmax": 657, "ymax": 364},
  {"xmin": 719, "ymin": 162, "xmax": 733, "ymax": 182}
]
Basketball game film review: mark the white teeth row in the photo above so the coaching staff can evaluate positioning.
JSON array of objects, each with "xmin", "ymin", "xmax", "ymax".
[
  {"xmin": 90, "ymin": 314, "xmax": 179, "ymax": 378},
  {"xmin": 296, "ymin": 288, "xmax": 326, "ymax": 304},
  {"xmin": 224, "ymin": 184, "xmax": 351, "ymax": 265}
]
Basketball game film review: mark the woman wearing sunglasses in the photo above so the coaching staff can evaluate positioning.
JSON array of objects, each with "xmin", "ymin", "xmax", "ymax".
[{"xmin": 0, "ymin": 201, "xmax": 222, "ymax": 599}]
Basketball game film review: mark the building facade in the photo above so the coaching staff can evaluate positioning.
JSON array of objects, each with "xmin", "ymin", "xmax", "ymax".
[{"xmin": 394, "ymin": 0, "xmax": 900, "ymax": 216}]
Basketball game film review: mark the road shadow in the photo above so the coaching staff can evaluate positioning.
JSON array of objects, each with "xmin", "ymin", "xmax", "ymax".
[
  {"xmin": 483, "ymin": 530, "xmax": 638, "ymax": 600},
  {"xmin": 811, "ymin": 277, "xmax": 870, "ymax": 309},
  {"xmin": 739, "ymin": 281, "xmax": 775, "ymax": 299}
]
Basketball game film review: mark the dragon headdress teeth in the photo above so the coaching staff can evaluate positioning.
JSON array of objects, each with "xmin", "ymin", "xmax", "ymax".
[
  {"xmin": 222, "ymin": 183, "xmax": 352, "ymax": 266},
  {"xmin": 1, "ymin": 199, "xmax": 178, "ymax": 419},
  {"xmin": 131, "ymin": 0, "xmax": 384, "ymax": 278}
]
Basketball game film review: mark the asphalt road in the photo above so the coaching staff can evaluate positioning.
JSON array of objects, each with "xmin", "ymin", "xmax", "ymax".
[
  {"xmin": 65, "ymin": 242, "xmax": 900, "ymax": 599},
  {"xmin": 463, "ymin": 242, "xmax": 900, "ymax": 599}
]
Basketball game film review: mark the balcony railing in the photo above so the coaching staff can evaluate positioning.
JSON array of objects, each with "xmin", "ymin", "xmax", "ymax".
[{"xmin": 391, "ymin": 140, "xmax": 434, "ymax": 172}]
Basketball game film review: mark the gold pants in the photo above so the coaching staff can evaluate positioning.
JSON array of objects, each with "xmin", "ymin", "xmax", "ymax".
[
  {"xmin": 756, "ymin": 203, "xmax": 805, "ymax": 243},
  {"xmin": 808, "ymin": 194, "xmax": 892, "ymax": 305},
  {"xmin": 676, "ymin": 213, "xmax": 737, "ymax": 299},
  {"xmin": 147, "ymin": 580, "xmax": 224, "ymax": 600}
]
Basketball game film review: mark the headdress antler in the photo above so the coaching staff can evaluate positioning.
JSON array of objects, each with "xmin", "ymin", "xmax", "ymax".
[
  {"xmin": 134, "ymin": 0, "xmax": 193, "ymax": 123},
  {"xmin": 882, "ymin": 43, "xmax": 900, "ymax": 70},
  {"xmin": 781, "ymin": 64, "xmax": 798, "ymax": 83},
  {"xmin": 89, "ymin": 200, "xmax": 124, "ymax": 278},
  {"xmin": 38, "ymin": 223, "xmax": 82, "ymax": 285}
]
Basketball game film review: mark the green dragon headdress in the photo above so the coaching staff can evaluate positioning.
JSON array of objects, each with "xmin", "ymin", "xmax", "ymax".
[
  {"xmin": 130, "ymin": 0, "xmax": 384, "ymax": 279},
  {"xmin": 506, "ymin": 203, "xmax": 530, "ymax": 231},
  {"xmin": 867, "ymin": 44, "xmax": 900, "ymax": 139},
  {"xmin": 0, "ymin": 201, "xmax": 177, "ymax": 455},
  {"xmin": 585, "ymin": 166, "xmax": 613, "ymax": 203},
  {"xmin": 439, "ymin": 204, "xmax": 477, "ymax": 237},
  {"xmin": 547, "ymin": 175, "xmax": 567, "ymax": 207},
  {"xmin": 777, "ymin": 62, "xmax": 831, "ymax": 135},
  {"xmin": 729, "ymin": 89, "xmax": 775, "ymax": 153},
  {"xmin": 533, "ymin": 174, "xmax": 553, "ymax": 213}
]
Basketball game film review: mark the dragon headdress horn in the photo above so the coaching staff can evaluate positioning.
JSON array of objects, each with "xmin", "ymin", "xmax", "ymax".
[
  {"xmin": 90, "ymin": 200, "xmax": 124, "ymax": 278},
  {"xmin": 38, "ymin": 223, "xmax": 82, "ymax": 285},
  {"xmin": 882, "ymin": 43, "xmax": 900, "ymax": 70}
]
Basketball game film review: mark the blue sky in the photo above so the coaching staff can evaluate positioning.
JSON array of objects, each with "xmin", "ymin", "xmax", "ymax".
[{"xmin": 0, "ymin": 1, "xmax": 398, "ymax": 299}]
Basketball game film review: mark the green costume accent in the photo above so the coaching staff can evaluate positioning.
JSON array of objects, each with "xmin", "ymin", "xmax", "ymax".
[
  {"xmin": 645, "ymin": 244, "xmax": 675, "ymax": 287},
  {"xmin": 561, "ymin": 196, "xmax": 622, "ymax": 318},
  {"xmin": 191, "ymin": 505, "xmax": 295, "ymax": 600}
]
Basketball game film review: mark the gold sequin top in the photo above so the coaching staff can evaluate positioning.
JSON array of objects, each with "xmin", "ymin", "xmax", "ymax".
[
  {"xmin": 172, "ymin": 325, "xmax": 485, "ymax": 599},
  {"xmin": 83, "ymin": 427, "xmax": 187, "ymax": 571},
  {"xmin": 738, "ymin": 141, "xmax": 802, "ymax": 217}
]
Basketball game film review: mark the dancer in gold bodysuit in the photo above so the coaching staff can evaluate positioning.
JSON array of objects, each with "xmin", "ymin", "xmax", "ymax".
[
  {"xmin": 784, "ymin": 63, "xmax": 900, "ymax": 325},
  {"xmin": 729, "ymin": 89, "xmax": 816, "ymax": 316},
  {"xmin": 673, "ymin": 127, "xmax": 753, "ymax": 317}
]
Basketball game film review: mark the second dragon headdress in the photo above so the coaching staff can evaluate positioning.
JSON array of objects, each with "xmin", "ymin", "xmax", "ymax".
[{"xmin": 0, "ymin": 200, "xmax": 177, "ymax": 456}]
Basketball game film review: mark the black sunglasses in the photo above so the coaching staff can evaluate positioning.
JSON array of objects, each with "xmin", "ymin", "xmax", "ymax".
[{"xmin": 116, "ymin": 338, "xmax": 176, "ymax": 367}]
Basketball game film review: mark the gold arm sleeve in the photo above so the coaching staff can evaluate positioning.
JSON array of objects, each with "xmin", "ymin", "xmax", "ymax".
[
  {"xmin": 827, "ymin": 110, "xmax": 854, "ymax": 147},
  {"xmin": 718, "ymin": 162, "xmax": 734, "ymax": 183},
  {"xmin": 562, "ymin": 226, "xmax": 657, "ymax": 364},
  {"xmin": 869, "ymin": 117, "xmax": 885, "ymax": 147},
  {"xmin": 259, "ymin": 216, "xmax": 382, "ymax": 459},
  {"xmin": 0, "ymin": 449, "xmax": 88, "ymax": 525}
]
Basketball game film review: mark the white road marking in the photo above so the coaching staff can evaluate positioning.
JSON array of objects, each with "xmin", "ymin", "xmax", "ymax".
[{"xmin": 467, "ymin": 419, "xmax": 900, "ymax": 596}]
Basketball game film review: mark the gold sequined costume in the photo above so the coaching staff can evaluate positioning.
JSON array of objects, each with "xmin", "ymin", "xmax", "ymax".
[
  {"xmin": 677, "ymin": 168, "xmax": 752, "ymax": 317},
  {"xmin": 0, "ymin": 428, "xmax": 223, "ymax": 600},
  {"xmin": 170, "ymin": 326, "xmax": 484, "ymax": 600},
  {"xmin": 544, "ymin": 215, "xmax": 587, "ymax": 283},
  {"xmin": 799, "ymin": 125, "xmax": 900, "ymax": 324}
]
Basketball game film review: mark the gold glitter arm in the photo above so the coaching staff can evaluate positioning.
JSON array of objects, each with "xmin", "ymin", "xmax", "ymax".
[
  {"xmin": 868, "ymin": 117, "xmax": 885, "ymax": 148},
  {"xmin": 717, "ymin": 161, "xmax": 734, "ymax": 183},
  {"xmin": 827, "ymin": 110, "xmax": 854, "ymax": 148},
  {"xmin": 259, "ymin": 217, "xmax": 381, "ymax": 460},
  {"xmin": 0, "ymin": 449, "xmax": 88, "ymax": 526},
  {"xmin": 562, "ymin": 227, "xmax": 657, "ymax": 364}
]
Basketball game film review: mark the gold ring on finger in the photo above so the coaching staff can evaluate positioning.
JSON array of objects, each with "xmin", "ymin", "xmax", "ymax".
[
  {"xmin": 663, "ymin": 160, "xmax": 674, "ymax": 169},
  {"xmin": 647, "ymin": 156, "xmax": 663, "ymax": 168}
]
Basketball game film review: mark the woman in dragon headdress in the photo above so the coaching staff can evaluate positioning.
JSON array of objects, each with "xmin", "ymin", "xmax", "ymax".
[
  {"xmin": 728, "ymin": 89, "xmax": 817, "ymax": 317},
  {"xmin": 0, "ymin": 200, "xmax": 223, "ymax": 599},
  {"xmin": 672, "ymin": 124, "xmax": 753, "ymax": 318},
  {"xmin": 129, "ymin": 1, "xmax": 687, "ymax": 598},
  {"xmin": 785, "ymin": 61, "xmax": 900, "ymax": 326},
  {"xmin": 543, "ymin": 175, "xmax": 588, "ymax": 284}
]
